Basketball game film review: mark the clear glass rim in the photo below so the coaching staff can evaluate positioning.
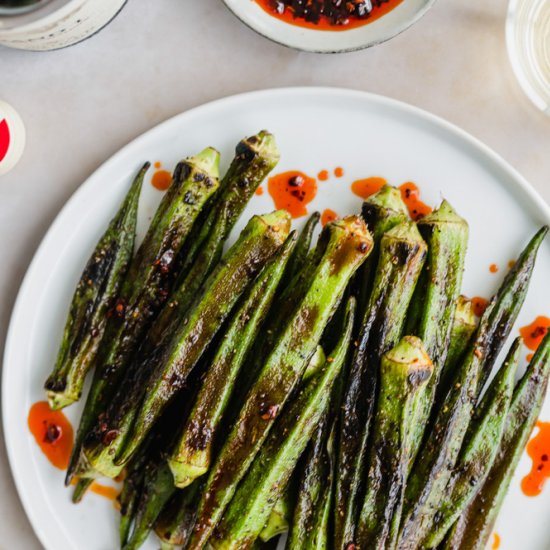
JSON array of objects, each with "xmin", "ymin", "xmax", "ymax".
[{"xmin": 506, "ymin": 0, "xmax": 550, "ymax": 115}]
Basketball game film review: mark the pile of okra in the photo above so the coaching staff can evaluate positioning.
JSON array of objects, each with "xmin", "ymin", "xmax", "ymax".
[{"xmin": 44, "ymin": 130, "xmax": 550, "ymax": 550}]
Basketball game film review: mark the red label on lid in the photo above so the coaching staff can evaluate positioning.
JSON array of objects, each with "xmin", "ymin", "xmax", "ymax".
[{"xmin": 0, "ymin": 119, "xmax": 10, "ymax": 163}]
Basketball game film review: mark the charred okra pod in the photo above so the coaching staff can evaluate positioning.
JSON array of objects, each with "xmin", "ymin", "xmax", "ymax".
[
  {"xmin": 397, "ymin": 226, "xmax": 548, "ymax": 550},
  {"xmin": 210, "ymin": 298, "xmax": 356, "ymax": 550},
  {"xmin": 356, "ymin": 336, "xmax": 433, "ymax": 550},
  {"xmin": 356, "ymin": 184, "xmax": 409, "ymax": 313},
  {"xmin": 335, "ymin": 221, "xmax": 427, "ymax": 550},
  {"xmin": 44, "ymin": 163, "xmax": 147, "ymax": 410},
  {"xmin": 154, "ymin": 483, "xmax": 200, "ymax": 550},
  {"xmin": 425, "ymin": 339, "xmax": 520, "ymax": 548},
  {"xmin": 281, "ymin": 211, "xmax": 320, "ymax": 286},
  {"xmin": 81, "ymin": 211, "xmax": 290, "ymax": 478},
  {"xmin": 67, "ymin": 148, "xmax": 220, "ymax": 483},
  {"xmin": 149, "ymin": 131, "xmax": 280, "ymax": 346},
  {"xmin": 168, "ymin": 233, "xmax": 297, "ymax": 488},
  {"xmin": 188, "ymin": 217, "xmax": 372, "ymax": 550},
  {"xmin": 406, "ymin": 200, "xmax": 469, "ymax": 467},
  {"xmin": 443, "ymin": 329, "xmax": 550, "ymax": 550},
  {"xmin": 437, "ymin": 295, "xmax": 478, "ymax": 401}
]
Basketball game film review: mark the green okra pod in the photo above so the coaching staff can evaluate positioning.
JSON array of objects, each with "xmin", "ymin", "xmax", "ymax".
[
  {"xmin": 443, "ymin": 329, "xmax": 550, "ymax": 550},
  {"xmin": 149, "ymin": 131, "xmax": 280, "ymax": 346},
  {"xmin": 425, "ymin": 338, "xmax": 520, "ymax": 548},
  {"xmin": 335, "ymin": 221, "xmax": 427, "ymax": 550},
  {"xmin": 210, "ymin": 298, "xmax": 356, "ymax": 550},
  {"xmin": 398, "ymin": 226, "xmax": 548, "ymax": 550},
  {"xmin": 356, "ymin": 336, "xmax": 433, "ymax": 550},
  {"xmin": 188, "ymin": 217, "xmax": 372, "ymax": 550},
  {"xmin": 260, "ymin": 492, "xmax": 291, "ymax": 542},
  {"xmin": 406, "ymin": 200, "xmax": 469, "ymax": 467},
  {"xmin": 437, "ymin": 295, "xmax": 478, "ymax": 401},
  {"xmin": 44, "ymin": 163, "xmax": 147, "ymax": 410},
  {"xmin": 122, "ymin": 462, "xmax": 175, "ymax": 550},
  {"xmin": 81, "ymin": 210, "xmax": 291, "ymax": 478},
  {"xmin": 168, "ymin": 232, "xmax": 297, "ymax": 488},
  {"xmin": 154, "ymin": 483, "xmax": 200, "ymax": 550},
  {"xmin": 67, "ymin": 148, "xmax": 220, "ymax": 483},
  {"xmin": 287, "ymin": 418, "xmax": 335, "ymax": 550},
  {"xmin": 356, "ymin": 184, "xmax": 409, "ymax": 313},
  {"xmin": 281, "ymin": 211, "xmax": 320, "ymax": 286}
]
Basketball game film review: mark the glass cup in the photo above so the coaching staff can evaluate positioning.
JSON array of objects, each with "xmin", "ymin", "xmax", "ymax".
[{"xmin": 506, "ymin": 0, "xmax": 550, "ymax": 115}]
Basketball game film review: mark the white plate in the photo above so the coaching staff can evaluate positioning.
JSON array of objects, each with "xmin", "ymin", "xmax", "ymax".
[
  {"xmin": 4, "ymin": 87, "xmax": 550, "ymax": 550},
  {"xmin": 223, "ymin": 0, "xmax": 436, "ymax": 53}
]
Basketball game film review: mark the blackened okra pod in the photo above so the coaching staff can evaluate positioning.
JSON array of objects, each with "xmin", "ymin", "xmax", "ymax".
[
  {"xmin": 425, "ymin": 339, "xmax": 520, "ymax": 548},
  {"xmin": 122, "ymin": 462, "xmax": 175, "ymax": 550},
  {"xmin": 281, "ymin": 211, "xmax": 320, "ymax": 286},
  {"xmin": 335, "ymin": 221, "xmax": 427, "ymax": 550},
  {"xmin": 168, "ymin": 232, "xmax": 297, "ymax": 488},
  {"xmin": 287, "ymin": 418, "xmax": 334, "ymax": 550},
  {"xmin": 82, "ymin": 210, "xmax": 291, "ymax": 478},
  {"xmin": 356, "ymin": 184, "xmax": 409, "ymax": 313},
  {"xmin": 44, "ymin": 163, "xmax": 146, "ymax": 410},
  {"xmin": 149, "ymin": 131, "xmax": 280, "ymax": 345},
  {"xmin": 443, "ymin": 330, "xmax": 550, "ymax": 550},
  {"xmin": 397, "ymin": 226, "xmax": 548, "ymax": 550},
  {"xmin": 154, "ymin": 483, "xmax": 200, "ymax": 550},
  {"xmin": 211, "ymin": 298, "xmax": 356, "ymax": 550},
  {"xmin": 437, "ymin": 295, "xmax": 478, "ymax": 401},
  {"xmin": 188, "ymin": 217, "xmax": 372, "ymax": 550},
  {"xmin": 66, "ymin": 149, "xmax": 220, "ymax": 483},
  {"xmin": 406, "ymin": 200, "xmax": 469, "ymax": 467},
  {"xmin": 356, "ymin": 336, "xmax": 433, "ymax": 550}
]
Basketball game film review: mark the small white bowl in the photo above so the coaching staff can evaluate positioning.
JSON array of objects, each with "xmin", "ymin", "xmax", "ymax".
[{"xmin": 223, "ymin": 0, "xmax": 436, "ymax": 53}]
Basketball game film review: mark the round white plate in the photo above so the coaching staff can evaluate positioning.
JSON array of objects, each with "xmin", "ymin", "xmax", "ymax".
[
  {"xmin": 223, "ymin": 0, "xmax": 436, "ymax": 53},
  {"xmin": 4, "ymin": 88, "xmax": 550, "ymax": 550}
]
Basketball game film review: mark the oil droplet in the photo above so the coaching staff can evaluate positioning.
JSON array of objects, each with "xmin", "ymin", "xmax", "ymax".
[
  {"xmin": 471, "ymin": 296, "xmax": 489, "ymax": 318},
  {"xmin": 255, "ymin": 186, "xmax": 264, "ymax": 196},
  {"xmin": 152, "ymin": 169, "xmax": 172, "ymax": 191},
  {"xmin": 520, "ymin": 316, "xmax": 550, "ymax": 351},
  {"xmin": 521, "ymin": 421, "xmax": 550, "ymax": 497},
  {"xmin": 318, "ymin": 170, "xmax": 329, "ymax": 181},
  {"xmin": 28, "ymin": 401, "xmax": 74, "ymax": 470},
  {"xmin": 321, "ymin": 208, "xmax": 338, "ymax": 226},
  {"xmin": 399, "ymin": 182, "xmax": 433, "ymax": 221},
  {"xmin": 334, "ymin": 167, "xmax": 344, "ymax": 178},
  {"xmin": 351, "ymin": 176, "xmax": 387, "ymax": 199},
  {"xmin": 489, "ymin": 264, "xmax": 499, "ymax": 274},
  {"xmin": 154, "ymin": 161, "xmax": 162, "ymax": 169},
  {"xmin": 492, "ymin": 532, "xmax": 501, "ymax": 549},
  {"xmin": 267, "ymin": 171, "xmax": 317, "ymax": 219}
]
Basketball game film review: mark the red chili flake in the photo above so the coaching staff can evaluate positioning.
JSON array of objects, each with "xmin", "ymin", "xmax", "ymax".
[
  {"xmin": 261, "ymin": 404, "xmax": 280, "ymax": 420},
  {"xmin": 114, "ymin": 300, "xmax": 125, "ymax": 317},
  {"xmin": 288, "ymin": 175, "xmax": 304, "ymax": 187},
  {"xmin": 102, "ymin": 430, "xmax": 119, "ymax": 445},
  {"xmin": 44, "ymin": 423, "xmax": 62, "ymax": 444}
]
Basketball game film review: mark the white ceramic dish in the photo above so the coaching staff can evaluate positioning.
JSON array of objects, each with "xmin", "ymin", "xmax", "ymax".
[
  {"xmin": 4, "ymin": 87, "xmax": 550, "ymax": 550},
  {"xmin": 222, "ymin": 0, "xmax": 436, "ymax": 53}
]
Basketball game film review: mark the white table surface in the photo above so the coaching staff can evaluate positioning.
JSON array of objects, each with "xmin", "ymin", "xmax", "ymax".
[{"xmin": 1, "ymin": 0, "xmax": 549, "ymax": 547}]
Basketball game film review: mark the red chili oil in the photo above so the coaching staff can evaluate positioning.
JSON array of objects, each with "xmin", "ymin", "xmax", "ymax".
[
  {"xmin": 399, "ymin": 182, "xmax": 433, "ymax": 221},
  {"xmin": 267, "ymin": 170, "xmax": 317, "ymax": 218},
  {"xmin": 351, "ymin": 176, "xmax": 387, "ymax": 199},
  {"xmin": 28, "ymin": 401, "xmax": 74, "ymax": 470},
  {"xmin": 321, "ymin": 208, "xmax": 339, "ymax": 226},
  {"xmin": 255, "ymin": 0, "xmax": 404, "ymax": 31},
  {"xmin": 522, "ymin": 421, "xmax": 550, "ymax": 497}
]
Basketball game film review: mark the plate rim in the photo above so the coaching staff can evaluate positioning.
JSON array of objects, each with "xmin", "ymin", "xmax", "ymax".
[
  {"xmin": 221, "ymin": 0, "xmax": 438, "ymax": 53},
  {"xmin": 4, "ymin": 86, "xmax": 550, "ymax": 550}
]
